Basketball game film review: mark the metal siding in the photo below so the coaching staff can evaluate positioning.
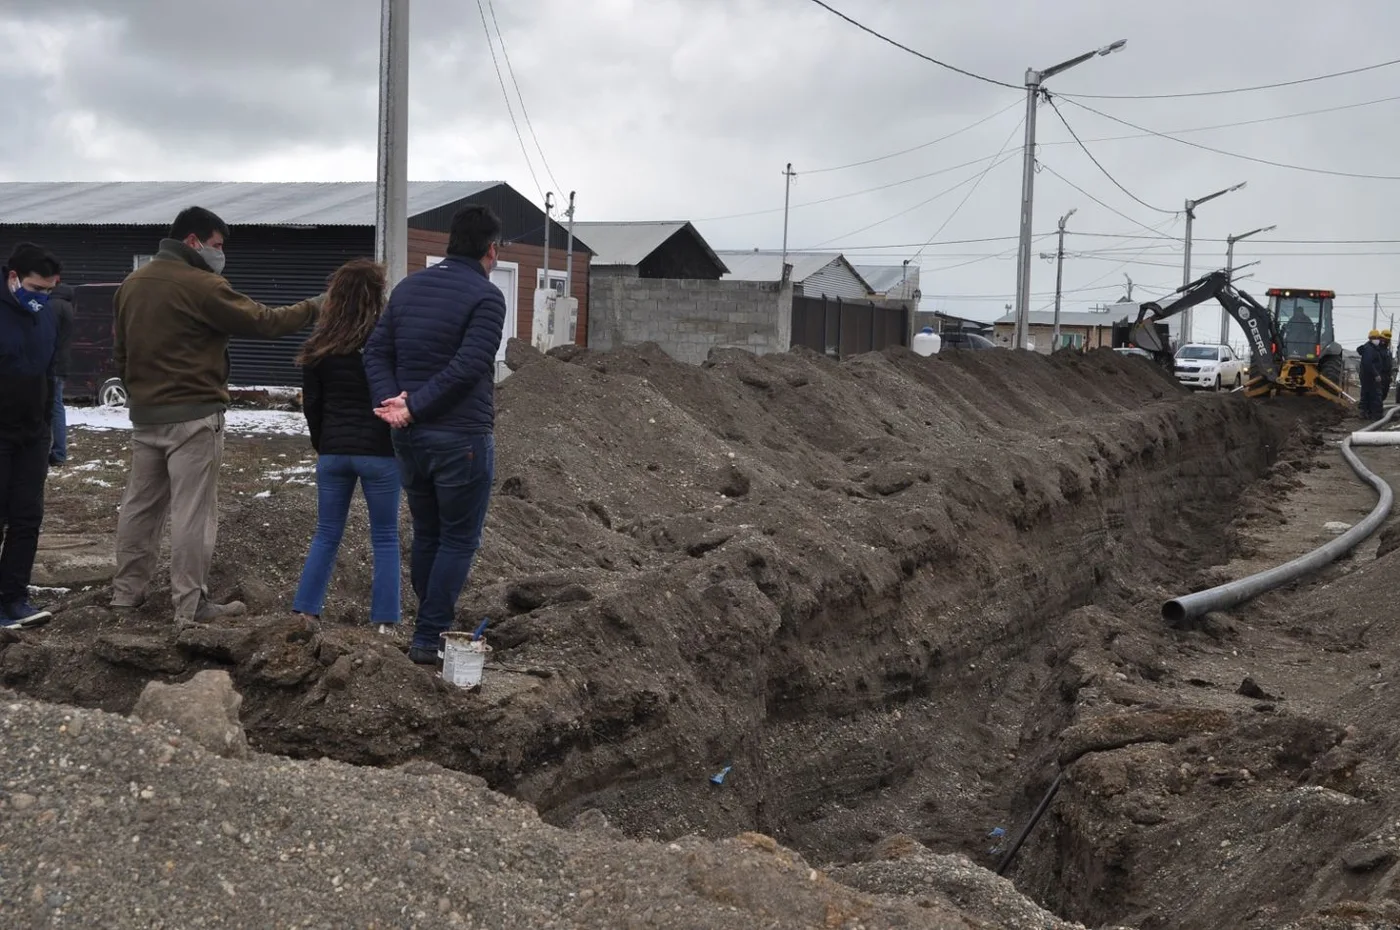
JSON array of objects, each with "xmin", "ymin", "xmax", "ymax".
[
  {"xmin": 0, "ymin": 223, "xmax": 373, "ymax": 388},
  {"xmin": 800, "ymin": 262, "xmax": 870, "ymax": 300}
]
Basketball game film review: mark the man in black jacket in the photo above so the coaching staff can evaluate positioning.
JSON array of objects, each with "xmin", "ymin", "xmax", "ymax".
[
  {"xmin": 0, "ymin": 243, "xmax": 63, "ymax": 628},
  {"xmin": 49, "ymin": 284, "xmax": 74, "ymax": 466}
]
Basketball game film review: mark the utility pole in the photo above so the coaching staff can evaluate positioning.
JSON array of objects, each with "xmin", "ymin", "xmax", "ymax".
[
  {"xmin": 1180, "ymin": 181, "xmax": 1246, "ymax": 346},
  {"xmin": 1049, "ymin": 208, "xmax": 1075, "ymax": 351},
  {"xmin": 1123, "ymin": 273, "xmax": 1133, "ymax": 301},
  {"xmin": 1374, "ymin": 293, "xmax": 1381, "ymax": 332},
  {"xmin": 542, "ymin": 191, "xmax": 553, "ymax": 293},
  {"xmin": 564, "ymin": 191, "xmax": 577, "ymax": 295},
  {"xmin": 374, "ymin": 0, "xmax": 410, "ymax": 289},
  {"xmin": 1221, "ymin": 223, "xmax": 1275, "ymax": 344},
  {"xmin": 1013, "ymin": 39, "xmax": 1126, "ymax": 351},
  {"xmin": 781, "ymin": 163, "xmax": 796, "ymax": 280}
]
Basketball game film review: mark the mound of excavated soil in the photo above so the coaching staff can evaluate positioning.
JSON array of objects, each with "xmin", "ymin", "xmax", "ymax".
[
  {"xmin": 0, "ymin": 687, "xmax": 1117, "ymax": 930},
  {"xmin": 5, "ymin": 343, "xmax": 1330, "ymax": 927}
]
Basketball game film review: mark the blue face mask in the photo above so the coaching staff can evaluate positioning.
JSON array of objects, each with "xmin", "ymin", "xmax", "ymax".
[{"xmin": 8, "ymin": 279, "xmax": 50, "ymax": 313}]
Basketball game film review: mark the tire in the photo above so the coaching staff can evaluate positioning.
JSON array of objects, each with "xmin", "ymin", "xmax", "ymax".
[
  {"xmin": 98, "ymin": 378, "xmax": 128, "ymax": 408},
  {"xmin": 1234, "ymin": 373, "xmax": 1243, "ymax": 388},
  {"xmin": 1214, "ymin": 375, "xmax": 1222, "ymax": 392},
  {"xmin": 1318, "ymin": 355, "xmax": 1344, "ymax": 389}
]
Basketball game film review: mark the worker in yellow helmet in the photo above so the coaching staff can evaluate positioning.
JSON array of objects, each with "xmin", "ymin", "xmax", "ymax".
[
  {"xmin": 1359, "ymin": 330, "xmax": 1385, "ymax": 420},
  {"xmin": 1382, "ymin": 329, "xmax": 1395, "ymax": 406}
]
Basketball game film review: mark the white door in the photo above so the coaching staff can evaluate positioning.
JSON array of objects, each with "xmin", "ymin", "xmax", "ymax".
[
  {"xmin": 490, "ymin": 261, "xmax": 519, "ymax": 381},
  {"xmin": 426, "ymin": 256, "xmax": 519, "ymax": 382}
]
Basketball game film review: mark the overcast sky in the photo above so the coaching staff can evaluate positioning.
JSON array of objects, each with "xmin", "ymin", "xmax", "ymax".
[{"xmin": 3, "ymin": 0, "xmax": 1397, "ymax": 345}]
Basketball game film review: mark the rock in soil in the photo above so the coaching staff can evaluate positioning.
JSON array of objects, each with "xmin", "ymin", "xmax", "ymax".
[{"xmin": 131, "ymin": 670, "xmax": 249, "ymax": 759}]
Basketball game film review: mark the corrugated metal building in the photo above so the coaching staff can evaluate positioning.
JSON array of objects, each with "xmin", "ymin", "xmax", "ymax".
[
  {"xmin": 0, "ymin": 181, "xmax": 589, "ymax": 389},
  {"xmin": 573, "ymin": 221, "xmax": 729, "ymax": 279},
  {"xmin": 715, "ymin": 250, "xmax": 873, "ymax": 300}
]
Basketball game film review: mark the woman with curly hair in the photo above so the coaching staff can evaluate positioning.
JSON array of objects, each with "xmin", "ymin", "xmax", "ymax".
[{"xmin": 292, "ymin": 259, "xmax": 401, "ymax": 632}]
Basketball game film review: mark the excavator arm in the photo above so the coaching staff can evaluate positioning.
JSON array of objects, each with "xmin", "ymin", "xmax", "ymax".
[{"xmin": 1129, "ymin": 270, "xmax": 1280, "ymax": 382}]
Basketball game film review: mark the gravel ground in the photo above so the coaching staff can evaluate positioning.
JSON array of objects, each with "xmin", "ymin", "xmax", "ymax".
[{"xmin": 0, "ymin": 688, "xmax": 1098, "ymax": 929}]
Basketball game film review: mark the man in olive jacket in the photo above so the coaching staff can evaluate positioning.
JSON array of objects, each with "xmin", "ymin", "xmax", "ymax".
[{"xmin": 111, "ymin": 206, "xmax": 323, "ymax": 625}]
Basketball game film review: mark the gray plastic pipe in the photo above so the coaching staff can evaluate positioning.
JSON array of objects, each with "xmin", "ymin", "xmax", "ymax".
[{"xmin": 1162, "ymin": 407, "xmax": 1398, "ymax": 626}]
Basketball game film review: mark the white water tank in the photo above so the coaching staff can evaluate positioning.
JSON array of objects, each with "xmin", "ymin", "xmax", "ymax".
[{"xmin": 912, "ymin": 327, "xmax": 941, "ymax": 357}]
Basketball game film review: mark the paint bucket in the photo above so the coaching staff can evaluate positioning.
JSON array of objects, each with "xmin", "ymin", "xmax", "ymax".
[{"xmin": 440, "ymin": 633, "xmax": 491, "ymax": 688}]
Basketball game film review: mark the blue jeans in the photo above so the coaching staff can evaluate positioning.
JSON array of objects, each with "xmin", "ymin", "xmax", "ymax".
[
  {"xmin": 392, "ymin": 430, "xmax": 494, "ymax": 650},
  {"xmin": 293, "ymin": 454, "xmax": 403, "ymax": 623},
  {"xmin": 49, "ymin": 378, "xmax": 66, "ymax": 464}
]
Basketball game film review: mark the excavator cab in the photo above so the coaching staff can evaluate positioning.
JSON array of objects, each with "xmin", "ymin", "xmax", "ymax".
[{"xmin": 1266, "ymin": 287, "xmax": 1348, "ymax": 397}]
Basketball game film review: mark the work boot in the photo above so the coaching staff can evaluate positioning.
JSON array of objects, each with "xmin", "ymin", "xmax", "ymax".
[
  {"xmin": 407, "ymin": 646, "xmax": 440, "ymax": 666},
  {"xmin": 110, "ymin": 593, "xmax": 147, "ymax": 611},
  {"xmin": 187, "ymin": 598, "xmax": 247, "ymax": 625},
  {"xmin": 1, "ymin": 600, "xmax": 52, "ymax": 630}
]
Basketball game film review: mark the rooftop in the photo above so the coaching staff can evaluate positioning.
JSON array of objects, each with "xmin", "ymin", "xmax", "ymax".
[
  {"xmin": 0, "ymin": 181, "xmax": 503, "ymax": 226},
  {"xmin": 992, "ymin": 309, "xmax": 1129, "ymax": 328},
  {"xmin": 715, "ymin": 250, "xmax": 870, "ymax": 289},
  {"xmin": 571, "ymin": 220, "xmax": 727, "ymax": 272}
]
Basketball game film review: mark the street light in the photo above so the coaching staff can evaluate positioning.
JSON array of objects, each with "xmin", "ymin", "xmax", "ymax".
[
  {"xmin": 1218, "ymin": 223, "xmax": 1275, "ymax": 345},
  {"xmin": 1179, "ymin": 181, "xmax": 1246, "ymax": 344},
  {"xmin": 1012, "ymin": 39, "xmax": 1127, "ymax": 351}
]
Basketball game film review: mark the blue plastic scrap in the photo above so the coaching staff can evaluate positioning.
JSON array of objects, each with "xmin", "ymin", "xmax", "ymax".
[{"xmin": 709, "ymin": 765, "xmax": 733, "ymax": 785}]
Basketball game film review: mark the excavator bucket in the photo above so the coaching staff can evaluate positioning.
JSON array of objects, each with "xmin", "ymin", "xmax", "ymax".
[{"xmin": 1129, "ymin": 323, "xmax": 1167, "ymax": 353}]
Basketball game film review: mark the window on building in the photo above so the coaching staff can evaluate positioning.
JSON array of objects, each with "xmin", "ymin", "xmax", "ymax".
[
  {"xmin": 536, "ymin": 269, "xmax": 568, "ymax": 296},
  {"xmin": 133, "ymin": 255, "xmax": 155, "ymax": 270}
]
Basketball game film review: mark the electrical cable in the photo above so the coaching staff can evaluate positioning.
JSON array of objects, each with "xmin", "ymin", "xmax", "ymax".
[
  {"xmin": 1058, "ymin": 57, "xmax": 1400, "ymax": 101},
  {"xmin": 804, "ymin": 100, "xmax": 1022, "ymax": 174},
  {"xmin": 804, "ymin": 148, "xmax": 1022, "ymax": 248},
  {"xmin": 1046, "ymin": 94, "xmax": 1178, "ymax": 215},
  {"xmin": 475, "ymin": 0, "xmax": 543, "ymax": 201},
  {"xmin": 487, "ymin": 0, "xmax": 564, "ymax": 196},
  {"xmin": 1041, "ymin": 93, "xmax": 1400, "ymax": 148},
  {"xmin": 1040, "ymin": 162, "xmax": 1180, "ymax": 239},
  {"xmin": 1061, "ymin": 98, "xmax": 1400, "ymax": 181},
  {"xmin": 911, "ymin": 114, "xmax": 1029, "ymax": 258},
  {"xmin": 802, "ymin": 0, "xmax": 1019, "ymax": 90},
  {"xmin": 696, "ymin": 151, "xmax": 1009, "ymax": 222}
]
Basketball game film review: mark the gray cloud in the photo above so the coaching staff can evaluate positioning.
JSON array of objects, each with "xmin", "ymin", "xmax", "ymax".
[{"xmin": 3, "ymin": 0, "xmax": 1399, "ymax": 342}]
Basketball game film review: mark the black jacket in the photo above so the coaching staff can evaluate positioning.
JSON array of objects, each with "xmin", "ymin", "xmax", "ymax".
[
  {"xmin": 0, "ymin": 274, "xmax": 58, "ymax": 440},
  {"xmin": 302, "ymin": 352, "xmax": 394, "ymax": 457},
  {"xmin": 364, "ymin": 256, "xmax": 506, "ymax": 434},
  {"xmin": 49, "ymin": 285, "xmax": 74, "ymax": 379},
  {"xmin": 1359, "ymin": 341, "xmax": 1384, "ymax": 382}
]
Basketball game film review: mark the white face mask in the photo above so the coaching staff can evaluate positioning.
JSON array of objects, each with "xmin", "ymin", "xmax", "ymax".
[
  {"xmin": 196, "ymin": 242, "xmax": 226, "ymax": 275},
  {"xmin": 1372, "ymin": 339, "xmax": 1382, "ymax": 346}
]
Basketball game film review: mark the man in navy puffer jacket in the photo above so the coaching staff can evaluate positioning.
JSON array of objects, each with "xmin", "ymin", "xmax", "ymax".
[{"xmin": 364, "ymin": 205, "xmax": 507, "ymax": 664}]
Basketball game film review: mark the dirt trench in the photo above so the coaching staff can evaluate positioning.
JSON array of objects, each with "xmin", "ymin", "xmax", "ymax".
[{"xmin": 0, "ymin": 344, "xmax": 1314, "ymax": 925}]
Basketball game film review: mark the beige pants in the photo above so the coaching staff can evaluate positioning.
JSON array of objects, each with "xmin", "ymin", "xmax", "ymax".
[{"xmin": 111, "ymin": 413, "xmax": 224, "ymax": 621}]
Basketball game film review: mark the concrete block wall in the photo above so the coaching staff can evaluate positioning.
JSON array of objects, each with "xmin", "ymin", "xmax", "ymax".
[{"xmin": 588, "ymin": 269, "xmax": 793, "ymax": 365}]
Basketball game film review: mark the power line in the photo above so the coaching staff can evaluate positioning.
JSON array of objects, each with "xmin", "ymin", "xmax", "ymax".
[
  {"xmin": 1062, "ymin": 98, "xmax": 1400, "ymax": 181},
  {"xmin": 1045, "ymin": 94, "xmax": 1177, "ymax": 215},
  {"xmin": 805, "ymin": 147, "xmax": 1022, "ymax": 247},
  {"xmin": 486, "ymin": 0, "xmax": 563, "ymax": 195},
  {"xmin": 695, "ymin": 151, "xmax": 1008, "ymax": 222},
  {"xmin": 1040, "ymin": 162, "xmax": 1179, "ymax": 239},
  {"xmin": 912, "ymin": 116, "xmax": 1028, "ymax": 258},
  {"xmin": 1041, "ymin": 93, "xmax": 1400, "ymax": 148},
  {"xmin": 1058, "ymin": 56, "xmax": 1400, "ymax": 101},
  {"xmin": 475, "ymin": 0, "xmax": 543, "ymax": 201},
  {"xmin": 802, "ymin": 0, "xmax": 1018, "ymax": 90},
  {"xmin": 804, "ymin": 100, "xmax": 1021, "ymax": 174}
]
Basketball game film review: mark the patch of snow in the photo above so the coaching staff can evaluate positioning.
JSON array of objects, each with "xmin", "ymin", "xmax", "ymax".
[
  {"xmin": 66, "ymin": 406, "xmax": 308, "ymax": 437},
  {"xmin": 253, "ymin": 490, "xmax": 272, "ymax": 499},
  {"xmin": 29, "ymin": 585, "xmax": 72, "ymax": 595}
]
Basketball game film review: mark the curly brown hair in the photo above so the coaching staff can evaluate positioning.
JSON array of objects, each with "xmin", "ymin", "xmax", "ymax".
[{"xmin": 296, "ymin": 259, "xmax": 387, "ymax": 367}]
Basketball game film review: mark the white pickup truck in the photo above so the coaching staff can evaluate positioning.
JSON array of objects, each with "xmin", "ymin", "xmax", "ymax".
[{"xmin": 1173, "ymin": 343, "xmax": 1248, "ymax": 390}]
